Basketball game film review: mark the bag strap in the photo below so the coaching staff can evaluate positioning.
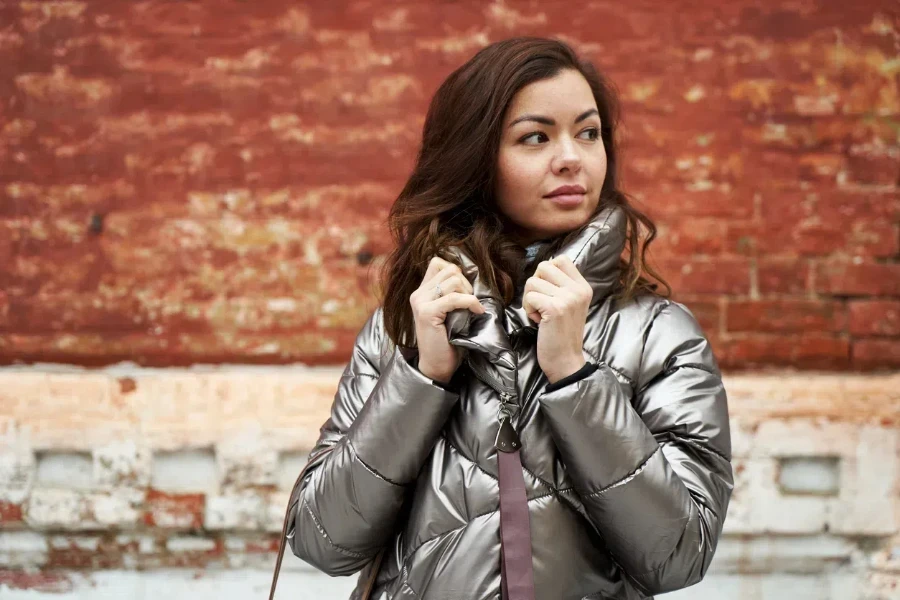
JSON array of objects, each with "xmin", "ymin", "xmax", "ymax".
[
  {"xmin": 268, "ymin": 446, "xmax": 386, "ymax": 600},
  {"xmin": 497, "ymin": 447, "xmax": 536, "ymax": 600}
]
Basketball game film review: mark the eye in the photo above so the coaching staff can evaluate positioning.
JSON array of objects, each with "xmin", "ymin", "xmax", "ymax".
[
  {"xmin": 519, "ymin": 128, "xmax": 600, "ymax": 145},
  {"xmin": 578, "ymin": 127, "xmax": 600, "ymax": 141},
  {"xmin": 520, "ymin": 132, "xmax": 548, "ymax": 145}
]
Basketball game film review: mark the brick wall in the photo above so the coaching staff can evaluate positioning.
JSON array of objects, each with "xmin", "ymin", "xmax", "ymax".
[
  {"xmin": 0, "ymin": 369, "xmax": 898, "ymax": 598},
  {"xmin": 1, "ymin": 1, "xmax": 899, "ymax": 599},
  {"xmin": 0, "ymin": 1, "xmax": 897, "ymax": 370}
]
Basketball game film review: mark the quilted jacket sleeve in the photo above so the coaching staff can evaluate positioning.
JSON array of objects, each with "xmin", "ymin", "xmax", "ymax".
[
  {"xmin": 287, "ymin": 308, "xmax": 461, "ymax": 576},
  {"xmin": 537, "ymin": 300, "xmax": 734, "ymax": 596}
]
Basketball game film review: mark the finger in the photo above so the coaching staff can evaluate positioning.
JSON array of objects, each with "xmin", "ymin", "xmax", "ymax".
[
  {"xmin": 523, "ymin": 276, "xmax": 558, "ymax": 298},
  {"xmin": 430, "ymin": 267, "xmax": 473, "ymax": 295},
  {"xmin": 423, "ymin": 256, "xmax": 452, "ymax": 282},
  {"xmin": 533, "ymin": 259, "xmax": 571, "ymax": 287},
  {"xmin": 423, "ymin": 264, "xmax": 458, "ymax": 289},
  {"xmin": 427, "ymin": 273, "xmax": 469, "ymax": 298},
  {"xmin": 430, "ymin": 292, "xmax": 485, "ymax": 316},
  {"xmin": 551, "ymin": 255, "xmax": 588, "ymax": 288},
  {"xmin": 522, "ymin": 290, "xmax": 553, "ymax": 324}
]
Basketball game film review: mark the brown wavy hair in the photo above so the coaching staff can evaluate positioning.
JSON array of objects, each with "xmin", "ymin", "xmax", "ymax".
[{"xmin": 376, "ymin": 36, "xmax": 671, "ymax": 349}]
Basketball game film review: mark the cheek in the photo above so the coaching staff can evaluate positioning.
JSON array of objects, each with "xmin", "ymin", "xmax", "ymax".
[{"xmin": 499, "ymin": 156, "xmax": 534, "ymax": 188}]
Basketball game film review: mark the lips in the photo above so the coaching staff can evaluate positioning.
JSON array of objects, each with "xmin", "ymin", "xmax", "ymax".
[{"xmin": 544, "ymin": 184, "xmax": 587, "ymax": 198}]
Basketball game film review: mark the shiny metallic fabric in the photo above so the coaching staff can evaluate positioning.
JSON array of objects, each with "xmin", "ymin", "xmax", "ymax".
[{"xmin": 287, "ymin": 205, "xmax": 734, "ymax": 600}]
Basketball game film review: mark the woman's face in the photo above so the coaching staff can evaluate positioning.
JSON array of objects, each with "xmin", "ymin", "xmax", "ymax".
[{"xmin": 495, "ymin": 69, "xmax": 607, "ymax": 246}]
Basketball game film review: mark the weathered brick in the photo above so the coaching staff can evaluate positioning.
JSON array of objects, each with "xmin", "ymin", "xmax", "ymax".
[
  {"xmin": 651, "ymin": 217, "xmax": 726, "ymax": 255},
  {"xmin": 830, "ymin": 426, "xmax": 898, "ymax": 536},
  {"xmin": 757, "ymin": 258, "xmax": 811, "ymax": 295},
  {"xmin": 0, "ymin": 427, "xmax": 35, "ymax": 506},
  {"xmin": 216, "ymin": 433, "xmax": 278, "ymax": 490},
  {"xmin": 204, "ymin": 492, "xmax": 267, "ymax": 531},
  {"xmin": 24, "ymin": 489, "xmax": 142, "ymax": 530},
  {"xmin": 852, "ymin": 339, "xmax": 900, "ymax": 370},
  {"xmin": 144, "ymin": 489, "xmax": 205, "ymax": 530},
  {"xmin": 35, "ymin": 451, "xmax": 93, "ymax": 491},
  {"xmin": 93, "ymin": 440, "xmax": 152, "ymax": 489},
  {"xmin": 816, "ymin": 262, "xmax": 900, "ymax": 297},
  {"xmin": 848, "ymin": 300, "xmax": 900, "ymax": 337},
  {"xmin": 151, "ymin": 449, "xmax": 218, "ymax": 493},
  {"xmin": 655, "ymin": 257, "xmax": 752, "ymax": 295},
  {"xmin": 726, "ymin": 458, "xmax": 828, "ymax": 535},
  {"xmin": 778, "ymin": 457, "xmax": 840, "ymax": 496},
  {"xmin": 0, "ymin": 531, "xmax": 48, "ymax": 568},
  {"xmin": 720, "ymin": 334, "xmax": 851, "ymax": 370},
  {"xmin": 726, "ymin": 300, "xmax": 847, "ymax": 333}
]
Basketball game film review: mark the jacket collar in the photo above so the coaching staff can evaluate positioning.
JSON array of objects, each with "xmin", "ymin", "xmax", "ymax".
[{"xmin": 442, "ymin": 205, "xmax": 627, "ymax": 393}]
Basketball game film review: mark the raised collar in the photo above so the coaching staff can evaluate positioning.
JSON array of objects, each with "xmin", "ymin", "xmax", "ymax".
[{"xmin": 441, "ymin": 205, "xmax": 627, "ymax": 394}]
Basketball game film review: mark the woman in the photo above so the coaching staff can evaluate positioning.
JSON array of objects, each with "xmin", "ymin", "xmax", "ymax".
[{"xmin": 275, "ymin": 37, "xmax": 733, "ymax": 600}]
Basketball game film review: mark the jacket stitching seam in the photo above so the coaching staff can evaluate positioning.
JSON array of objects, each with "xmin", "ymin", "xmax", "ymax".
[
  {"xmin": 342, "ymin": 372, "xmax": 379, "ymax": 381},
  {"xmin": 580, "ymin": 349, "xmax": 634, "ymax": 388},
  {"xmin": 400, "ymin": 489, "xmax": 561, "ymax": 567},
  {"xmin": 636, "ymin": 363, "xmax": 720, "ymax": 397},
  {"xmin": 584, "ymin": 445, "xmax": 661, "ymax": 499},
  {"xmin": 632, "ymin": 514, "xmax": 693, "ymax": 578},
  {"xmin": 440, "ymin": 434, "xmax": 563, "ymax": 494},
  {"xmin": 572, "ymin": 207, "xmax": 619, "ymax": 265},
  {"xmin": 400, "ymin": 581, "xmax": 420, "ymax": 598},
  {"xmin": 636, "ymin": 300, "xmax": 671, "ymax": 389},
  {"xmin": 346, "ymin": 439, "xmax": 406, "ymax": 487},
  {"xmin": 661, "ymin": 431, "xmax": 731, "ymax": 464},
  {"xmin": 300, "ymin": 500, "xmax": 369, "ymax": 559},
  {"xmin": 440, "ymin": 434, "xmax": 498, "ymax": 482}
]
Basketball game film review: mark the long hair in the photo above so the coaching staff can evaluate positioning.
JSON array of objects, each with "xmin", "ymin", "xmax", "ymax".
[{"xmin": 376, "ymin": 36, "xmax": 671, "ymax": 349}]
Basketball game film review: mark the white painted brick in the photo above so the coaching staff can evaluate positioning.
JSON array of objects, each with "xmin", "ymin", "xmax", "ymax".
[
  {"xmin": 25, "ymin": 488, "xmax": 89, "ymax": 530},
  {"xmin": 266, "ymin": 490, "xmax": 290, "ymax": 534},
  {"xmin": 869, "ymin": 544, "xmax": 900, "ymax": 573},
  {"xmin": 49, "ymin": 535, "xmax": 100, "ymax": 551},
  {"xmin": 753, "ymin": 419, "xmax": 859, "ymax": 458},
  {"xmin": 724, "ymin": 459, "xmax": 827, "ymax": 535},
  {"xmin": 830, "ymin": 426, "xmax": 898, "ymax": 536},
  {"xmin": 0, "ymin": 421, "xmax": 35, "ymax": 504},
  {"xmin": 115, "ymin": 534, "xmax": 156, "ymax": 554},
  {"xmin": 205, "ymin": 492, "xmax": 266, "ymax": 530},
  {"xmin": 759, "ymin": 573, "xmax": 834, "ymax": 599},
  {"xmin": 223, "ymin": 537, "xmax": 247, "ymax": 552},
  {"xmin": 0, "ymin": 531, "xmax": 48, "ymax": 568},
  {"xmin": 865, "ymin": 572, "xmax": 900, "ymax": 600},
  {"xmin": 712, "ymin": 535, "xmax": 859, "ymax": 573},
  {"xmin": 165, "ymin": 536, "xmax": 218, "ymax": 553},
  {"xmin": 89, "ymin": 489, "xmax": 143, "ymax": 528},
  {"xmin": 35, "ymin": 451, "xmax": 93, "ymax": 491},
  {"xmin": 151, "ymin": 449, "xmax": 218, "ymax": 493},
  {"xmin": 778, "ymin": 457, "xmax": 840, "ymax": 495},
  {"xmin": 277, "ymin": 450, "xmax": 311, "ymax": 491},
  {"xmin": 25, "ymin": 489, "xmax": 142, "ymax": 530},
  {"xmin": 728, "ymin": 417, "xmax": 755, "ymax": 459},
  {"xmin": 216, "ymin": 429, "xmax": 278, "ymax": 490},
  {"xmin": 93, "ymin": 440, "xmax": 151, "ymax": 488}
]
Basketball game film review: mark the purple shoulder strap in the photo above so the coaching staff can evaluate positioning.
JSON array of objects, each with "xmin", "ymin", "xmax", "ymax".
[{"xmin": 498, "ymin": 447, "xmax": 536, "ymax": 600}]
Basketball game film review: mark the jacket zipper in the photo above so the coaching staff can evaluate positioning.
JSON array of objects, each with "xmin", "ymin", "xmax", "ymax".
[
  {"xmin": 462, "ymin": 355, "xmax": 522, "ymax": 452},
  {"xmin": 495, "ymin": 391, "xmax": 522, "ymax": 452}
]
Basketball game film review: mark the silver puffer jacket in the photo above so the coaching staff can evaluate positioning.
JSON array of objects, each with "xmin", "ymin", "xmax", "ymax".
[{"xmin": 288, "ymin": 205, "xmax": 734, "ymax": 600}]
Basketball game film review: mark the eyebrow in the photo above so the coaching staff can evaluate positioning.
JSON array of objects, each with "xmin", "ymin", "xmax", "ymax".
[{"xmin": 507, "ymin": 108, "xmax": 600, "ymax": 128}]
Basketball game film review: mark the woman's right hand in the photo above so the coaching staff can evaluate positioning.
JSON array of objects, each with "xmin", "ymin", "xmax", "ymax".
[{"xmin": 410, "ymin": 256, "xmax": 486, "ymax": 384}]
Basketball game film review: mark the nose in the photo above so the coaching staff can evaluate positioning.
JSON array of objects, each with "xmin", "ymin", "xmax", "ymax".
[{"xmin": 551, "ymin": 140, "xmax": 582, "ymax": 174}]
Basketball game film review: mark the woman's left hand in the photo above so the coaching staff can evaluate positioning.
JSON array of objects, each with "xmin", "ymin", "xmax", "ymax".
[{"xmin": 523, "ymin": 255, "xmax": 592, "ymax": 385}]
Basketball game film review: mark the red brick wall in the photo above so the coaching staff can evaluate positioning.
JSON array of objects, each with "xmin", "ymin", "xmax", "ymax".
[{"xmin": 0, "ymin": 2, "xmax": 898, "ymax": 370}]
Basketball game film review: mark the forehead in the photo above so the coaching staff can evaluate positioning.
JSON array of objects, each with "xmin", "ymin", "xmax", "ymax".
[{"xmin": 505, "ymin": 70, "xmax": 597, "ymax": 122}]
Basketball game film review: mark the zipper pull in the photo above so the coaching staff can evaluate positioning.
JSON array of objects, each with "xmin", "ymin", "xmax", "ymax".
[{"xmin": 495, "ymin": 415, "xmax": 521, "ymax": 453}]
